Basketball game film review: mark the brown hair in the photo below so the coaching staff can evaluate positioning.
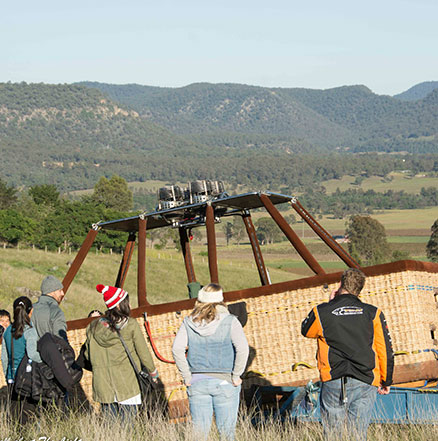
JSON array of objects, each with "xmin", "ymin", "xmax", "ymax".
[
  {"xmin": 340, "ymin": 268, "xmax": 366, "ymax": 296},
  {"xmin": 104, "ymin": 295, "xmax": 130, "ymax": 331},
  {"xmin": 191, "ymin": 300, "xmax": 227, "ymax": 324}
]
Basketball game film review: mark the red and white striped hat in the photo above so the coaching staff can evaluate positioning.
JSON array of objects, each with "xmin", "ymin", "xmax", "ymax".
[{"xmin": 96, "ymin": 284, "xmax": 128, "ymax": 309}]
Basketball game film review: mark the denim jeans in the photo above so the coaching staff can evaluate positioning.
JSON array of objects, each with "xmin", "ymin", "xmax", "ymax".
[
  {"xmin": 320, "ymin": 377, "xmax": 377, "ymax": 441},
  {"xmin": 101, "ymin": 402, "xmax": 139, "ymax": 422},
  {"xmin": 187, "ymin": 378, "xmax": 241, "ymax": 441}
]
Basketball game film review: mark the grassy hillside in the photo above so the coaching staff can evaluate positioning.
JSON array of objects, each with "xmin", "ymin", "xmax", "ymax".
[
  {"xmin": 0, "ymin": 245, "xmax": 296, "ymax": 321},
  {"xmin": 321, "ymin": 172, "xmax": 438, "ymax": 194}
]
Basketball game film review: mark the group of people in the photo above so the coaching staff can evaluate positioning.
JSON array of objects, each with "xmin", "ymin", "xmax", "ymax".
[
  {"xmin": 1, "ymin": 275, "xmax": 78, "ymax": 423},
  {"xmin": 1, "ymin": 268, "xmax": 394, "ymax": 441}
]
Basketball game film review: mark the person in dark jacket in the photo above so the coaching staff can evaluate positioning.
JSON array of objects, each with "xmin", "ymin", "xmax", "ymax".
[
  {"xmin": 301, "ymin": 268, "xmax": 394, "ymax": 441},
  {"xmin": 1, "ymin": 297, "xmax": 42, "ymax": 424},
  {"xmin": 32, "ymin": 275, "xmax": 67, "ymax": 341},
  {"xmin": 26, "ymin": 276, "xmax": 81, "ymax": 406}
]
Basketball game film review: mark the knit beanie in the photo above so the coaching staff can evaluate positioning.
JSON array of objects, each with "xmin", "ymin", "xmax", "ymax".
[
  {"xmin": 96, "ymin": 284, "xmax": 128, "ymax": 309},
  {"xmin": 41, "ymin": 275, "xmax": 64, "ymax": 296},
  {"xmin": 197, "ymin": 285, "xmax": 224, "ymax": 303}
]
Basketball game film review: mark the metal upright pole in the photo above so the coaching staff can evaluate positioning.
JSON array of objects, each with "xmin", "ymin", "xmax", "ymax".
[
  {"xmin": 205, "ymin": 203, "xmax": 219, "ymax": 284},
  {"xmin": 259, "ymin": 193, "xmax": 325, "ymax": 276},
  {"xmin": 242, "ymin": 212, "xmax": 270, "ymax": 286},
  {"xmin": 179, "ymin": 227, "xmax": 196, "ymax": 283},
  {"xmin": 138, "ymin": 216, "xmax": 148, "ymax": 306},
  {"xmin": 63, "ymin": 226, "xmax": 99, "ymax": 294},
  {"xmin": 291, "ymin": 199, "xmax": 361, "ymax": 269},
  {"xmin": 115, "ymin": 232, "xmax": 136, "ymax": 288}
]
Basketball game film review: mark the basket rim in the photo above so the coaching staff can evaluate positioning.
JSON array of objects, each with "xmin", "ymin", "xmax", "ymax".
[{"xmin": 67, "ymin": 259, "xmax": 438, "ymax": 330}]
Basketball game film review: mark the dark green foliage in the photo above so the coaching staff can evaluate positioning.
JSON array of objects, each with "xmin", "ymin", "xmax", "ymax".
[
  {"xmin": 29, "ymin": 184, "xmax": 60, "ymax": 206},
  {"xmin": 346, "ymin": 216, "xmax": 391, "ymax": 266},
  {"xmin": 426, "ymin": 220, "xmax": 438, "ymax": 262},
  {"xmin": 0, "ymin": 178, "xmax": 17, "ymax": 209},
  {"xmin": 0, "ymin": 209, "xmax": 35, "ymax": 245},
  {"xmin": 35, "ymin": 199, "xmax": 129, "ymax": 252},
  {"xmin": 92, "ymin": 175, "xmax": 133, "ymax": 211},
  {"xmin": 255, "ymin": 217, "xmax": 283, "ymax": 245}
]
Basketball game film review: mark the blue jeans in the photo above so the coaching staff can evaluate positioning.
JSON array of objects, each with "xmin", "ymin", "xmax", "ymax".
[
  {"xmin": 101, "ymin": 402, "xmax": 139, "ymax": 422},
  {"xmin": 187, "ymin": 378, "xmax": 241, "ymax": 441},
  {"xmin": 320, "ymin": 377, "xmax": 377, "ymax": 441}
]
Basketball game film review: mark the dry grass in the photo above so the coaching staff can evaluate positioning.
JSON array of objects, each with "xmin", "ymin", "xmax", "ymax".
[
  {"xmin": 0, "ymin": 247, "xmax": 294, "ymax": 321},
  {"xmin": 1, "ymin": 402, "xmax": 438, "ymax": 440}
]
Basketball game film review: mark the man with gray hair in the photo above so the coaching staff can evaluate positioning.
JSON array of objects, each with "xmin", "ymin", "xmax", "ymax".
[{"xmin": 32, "ymin": 275, "xmax": 67, "ymax": 341}]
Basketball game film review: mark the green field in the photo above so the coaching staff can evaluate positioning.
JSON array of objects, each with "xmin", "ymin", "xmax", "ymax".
[{"xmin": 322, "ymin": 172, "xmax": 438, "ymax": 194}]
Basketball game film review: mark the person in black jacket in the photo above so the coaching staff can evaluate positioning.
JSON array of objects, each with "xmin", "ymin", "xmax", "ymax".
[{"xmin": 301, "ymin": 268, "xmax": 394, "ymax": 441}]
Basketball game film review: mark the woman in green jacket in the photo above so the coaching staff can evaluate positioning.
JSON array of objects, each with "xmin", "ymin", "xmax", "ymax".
[{"xmin": 85, "ymin": 284, "xmax": 158, "ymax": 419}]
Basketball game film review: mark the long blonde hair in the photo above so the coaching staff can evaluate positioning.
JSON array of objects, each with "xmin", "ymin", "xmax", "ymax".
[{"xmin": 191, "ymin": 283, "xmax": 226, "ymax": 324}]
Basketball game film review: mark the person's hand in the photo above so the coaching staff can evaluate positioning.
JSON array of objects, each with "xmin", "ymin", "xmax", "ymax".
[
  {"xmin": 150, "ymin": 369, "xmax": 159, "ymax": 383},
  {"xmin": 232, "ymin": 378, "xmax": 242, "ymax": 387},
  {"xmin": 378, "ymin": 386, "xmax": 390, "ymax": 395}
]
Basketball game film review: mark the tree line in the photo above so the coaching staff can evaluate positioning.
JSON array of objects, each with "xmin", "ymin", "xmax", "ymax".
[
  {"xmin": 300, "ymin": 186, "xmax": 438, "ymax": 219},
  {"xmin": 1, "ymin": 175, "xmax": 437, "ymax": 266}
]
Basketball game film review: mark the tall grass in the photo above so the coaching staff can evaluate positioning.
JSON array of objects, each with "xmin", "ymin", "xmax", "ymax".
[{"xmin": 1, "ymin": 402, "xmax": 438, "ymax": 440}]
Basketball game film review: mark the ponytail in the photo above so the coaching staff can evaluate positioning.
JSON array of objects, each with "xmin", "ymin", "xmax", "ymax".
[{"xmin": 12, "ymin": 296, "xmax": 32, "ymax": 339}]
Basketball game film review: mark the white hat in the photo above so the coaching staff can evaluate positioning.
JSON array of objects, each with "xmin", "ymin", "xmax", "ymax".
[{"xmin": 197, "ymin": 286, "xmax": 224, "ymax": 303}]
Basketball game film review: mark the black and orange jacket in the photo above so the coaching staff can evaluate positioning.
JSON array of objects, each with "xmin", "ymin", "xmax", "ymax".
[{"xmin": 301, "ymin": 294, "xmax": 394, "ymax": 387}]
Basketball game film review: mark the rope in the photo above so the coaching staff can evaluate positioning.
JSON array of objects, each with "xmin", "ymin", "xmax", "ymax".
[
  {"xmin": 143, "ymin": 315, "xmax": 176, "ymax": 364},
  {"xmin": 395, "ymin": 348, "xmax": 438, "ymax": 358},
  {"xmin": 292, "ymin": 361, "xmax": 315, "ymax": 371}
]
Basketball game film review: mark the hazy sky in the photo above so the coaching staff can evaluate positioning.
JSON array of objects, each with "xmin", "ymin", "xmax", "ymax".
[{"xmin": 1, "ymin": 0, "xmax": 437, "ymax": 95}]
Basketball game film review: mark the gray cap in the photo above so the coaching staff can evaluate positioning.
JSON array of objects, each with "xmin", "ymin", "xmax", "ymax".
[{"xmin": 41, "ymin": 275, "xmax": 64, "ymax": 296}]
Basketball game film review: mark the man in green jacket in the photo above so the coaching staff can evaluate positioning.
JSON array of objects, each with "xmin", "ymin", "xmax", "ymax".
[{"xmin": 32, "ymin": 275, "xmax": 67, "ymax": 341}]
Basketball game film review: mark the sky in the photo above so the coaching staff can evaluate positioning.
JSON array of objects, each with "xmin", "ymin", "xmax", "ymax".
[{"xmin": 1, "ymin": 0, "xmax": 437, "ymax": 96}]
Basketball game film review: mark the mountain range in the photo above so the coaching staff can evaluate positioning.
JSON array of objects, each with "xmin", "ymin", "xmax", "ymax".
[
  {"xmin": 0, "ymin": 81, "xmax": 437, "ymax": 191},
  {"xmin": 78, "ymin": 81, "xmax": 438, "ymax": 153}
]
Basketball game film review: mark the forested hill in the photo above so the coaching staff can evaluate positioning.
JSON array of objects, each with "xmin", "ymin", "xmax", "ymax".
[
  {"xmin": 79, "ymin": 81, "xmax": 438, "ymax": 153},
  {"xmin": 77, "ymin": 82, "xmax": 355, "ymax": 148},
  {"xmin": 0, "ymin": 83, "xmax": 215, "ymax": 190},
  {"xmin": 394, "ymin": 81, "xmax": 438, "ymax": 101}
]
